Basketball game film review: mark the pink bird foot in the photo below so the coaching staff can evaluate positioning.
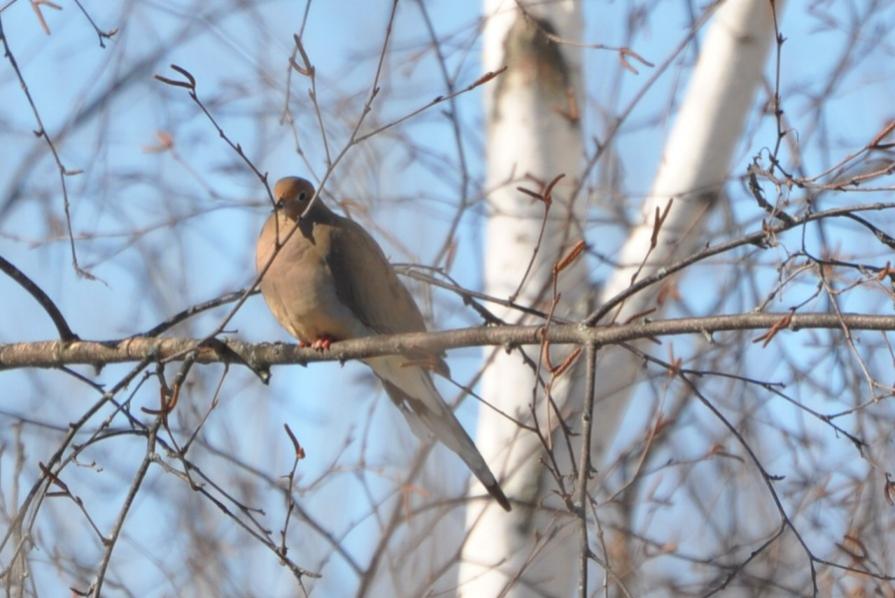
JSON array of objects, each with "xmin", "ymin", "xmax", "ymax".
[{"xmin": 311, "ymin": 336, "xmax": 333, "ymax": 351}]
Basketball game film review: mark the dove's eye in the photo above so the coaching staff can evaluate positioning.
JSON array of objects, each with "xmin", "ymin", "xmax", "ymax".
[{"xmin": 298, "ymin": 192, "xmax": 307, "ymax": 202}]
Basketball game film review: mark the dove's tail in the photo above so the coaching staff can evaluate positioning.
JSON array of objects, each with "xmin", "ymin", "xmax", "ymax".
[{"xmin": 368, "ymin": 356, "xmax": 511, "ymax": 511}]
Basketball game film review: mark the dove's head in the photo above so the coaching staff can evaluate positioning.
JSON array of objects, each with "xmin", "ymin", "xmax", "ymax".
[{"xmin": 273, "ymin": 176, "xmax": 318, "ymax": 220}]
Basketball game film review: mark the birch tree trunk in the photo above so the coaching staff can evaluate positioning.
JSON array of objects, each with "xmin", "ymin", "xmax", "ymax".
[
  {"xmin": 461, "ymin": 0, "xmax": 783, "ymax": 595},
  {"xmin": 459, "ymin": 1, "xmax": 587, "ymax": 596},
  {"xmin": 586, "ymin": 1, "xmax": 784, "ymax": 590},
  {"xmin": 598, "ymin": 0, "xmax": 783, "ymax": 322}
]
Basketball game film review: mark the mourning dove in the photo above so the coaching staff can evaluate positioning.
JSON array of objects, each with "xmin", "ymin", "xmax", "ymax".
[{"xmin": 256, "ymin": 176, "xmax": 511, "ymax": 511}]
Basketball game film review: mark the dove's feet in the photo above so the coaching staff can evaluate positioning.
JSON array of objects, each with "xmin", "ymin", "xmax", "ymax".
[{"xmin": 311, "ymin": 336, "xmax": 333, "ymax": 351}]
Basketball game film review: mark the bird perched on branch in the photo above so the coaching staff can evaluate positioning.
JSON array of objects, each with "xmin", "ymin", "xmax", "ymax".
[{"xmin": 256, "ymin": 176, "xmax": 511, "ymax": 511}]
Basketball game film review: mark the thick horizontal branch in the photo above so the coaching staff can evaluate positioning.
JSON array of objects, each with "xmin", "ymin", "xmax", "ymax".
[{"xmin": 0, "ymin": 312, "xmax": 891, "ymax": 372}]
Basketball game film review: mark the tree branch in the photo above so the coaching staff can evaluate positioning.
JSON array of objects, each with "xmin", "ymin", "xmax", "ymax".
[
  {"xmin": 0, "ymin": 254, "xmax": 78, "ymax": 341},
  {"xmin": 2, "ymin": 312, "xmax": 895, "ymax": 370}
]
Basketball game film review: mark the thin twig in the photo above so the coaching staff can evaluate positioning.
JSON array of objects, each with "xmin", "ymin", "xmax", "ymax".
[
  {"xmin": 576, "ymin": 343, "xmax": 598, "ymax": 597},
  {"xmin": 90, "ymin": 420, "xmax": 160, "ymax": 597},
  {"xmin": 0, "ymin": 254, "xmax": 78, "ymax": 341},
  {"xmin": 0, "ymin": 14, "xmax": 92, "ymax": 279}
]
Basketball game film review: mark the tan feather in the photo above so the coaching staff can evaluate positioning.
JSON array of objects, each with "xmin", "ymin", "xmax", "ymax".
[{"xmin": 256, "ymin": 176, "xmax": 510, "ymax": 511}]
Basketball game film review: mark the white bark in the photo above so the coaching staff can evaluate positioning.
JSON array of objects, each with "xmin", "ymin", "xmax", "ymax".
[
  {"xmin": 588, "ymin": 0, "xmax": 785, "ymax": 467},
  {"xmin": 462, "ymin": 0, "xmax": 784, "ymax": 595},
  {"xmin": 459, "ymin": 1, "xmax": 587, "ymax": 596},
  {"xmin": 583, "ymin": 2, "xmax": 784, "ymax": 591},
  {"xmin": 601, "ymin": 0, "xmax": 783, "ymax": 315}
]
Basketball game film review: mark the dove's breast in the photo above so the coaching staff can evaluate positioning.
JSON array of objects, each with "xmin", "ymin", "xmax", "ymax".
[{"xmin": 257, "ymin": 215, "xmax": 366, "ymax": 343}]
